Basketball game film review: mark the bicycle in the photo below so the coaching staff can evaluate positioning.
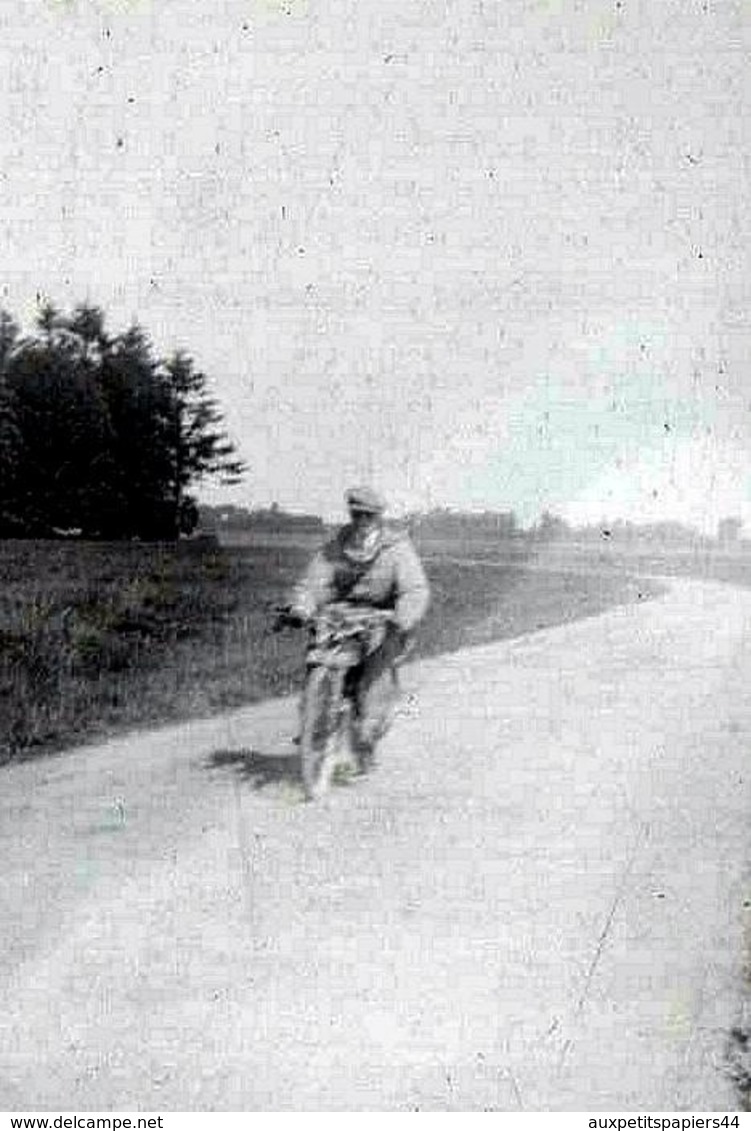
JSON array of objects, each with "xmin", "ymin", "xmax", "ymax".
[{"xmin": 272, "ymin": 603, "xmax": 394, "ymax": 800}]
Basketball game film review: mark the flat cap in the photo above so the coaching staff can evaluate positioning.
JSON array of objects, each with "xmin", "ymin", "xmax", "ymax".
[{"xmin": 345, "ymin": 485, "xmax": 387, "ymax": 514}]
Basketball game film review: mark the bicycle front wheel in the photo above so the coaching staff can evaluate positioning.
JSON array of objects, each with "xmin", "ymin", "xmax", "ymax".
[{"xmin": 299, "ymin": 665, "xmax": 341, "ymax": 800}]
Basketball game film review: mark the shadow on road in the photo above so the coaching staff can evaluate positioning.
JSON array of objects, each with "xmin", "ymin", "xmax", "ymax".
[{"xmin": 206, "ymin": 747, "xmax": 301, "ymax": 791}]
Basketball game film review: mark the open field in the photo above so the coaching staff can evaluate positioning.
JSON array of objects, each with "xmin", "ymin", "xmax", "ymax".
[
  {"xmin": 534, "ymin": 539, "xmax": 751, "ymax": 587},
  {"xmin": 0, "ymin": 536, "xmax": 663, "ymax": 763}
]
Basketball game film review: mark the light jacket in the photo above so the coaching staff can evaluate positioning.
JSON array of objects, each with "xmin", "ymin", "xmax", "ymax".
[{"xmin": 290, "ymin": 526, "xmax": 431, "ymax": 633}]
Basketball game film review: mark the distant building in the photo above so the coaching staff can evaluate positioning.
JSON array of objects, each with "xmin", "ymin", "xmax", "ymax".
[
  {"xmin": 717, "ymin": 516, "xmax": 743, "ymax": 545},
  {"xmin": 575, "ymin": 519, "xmax": 704, "ymax": 545},
  {"xmin": 532, "ymin": 511, "xmax": 570, "ymax": 540},
  {"xmin": 409, "ymin": 508, "xmax": 519, "ymax": 543},
  {"xmin": 199, "ymin": 503, "xmax": 324, "ymax": 536}
]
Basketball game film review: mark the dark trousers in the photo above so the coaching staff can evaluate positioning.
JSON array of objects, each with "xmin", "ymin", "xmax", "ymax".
[{"xmin": 348, "ymin": 627, "xmax": 408, "ymax": 747}]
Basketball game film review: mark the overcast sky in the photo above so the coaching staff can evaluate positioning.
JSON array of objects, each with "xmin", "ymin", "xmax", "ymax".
[{"xmin": 1, "ymin": 0, "xmax": 749, "ymax": 527}]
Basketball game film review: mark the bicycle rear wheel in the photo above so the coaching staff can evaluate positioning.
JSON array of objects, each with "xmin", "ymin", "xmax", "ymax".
[{"xmin": 299, "ymin": 665, "xmax": 341, "ymax": 800}]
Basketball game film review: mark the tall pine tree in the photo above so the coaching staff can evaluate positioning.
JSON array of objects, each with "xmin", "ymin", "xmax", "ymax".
[
  {"xmin": 162, "ymin": 351, "xmax": 245, "ymax": 537},
  {"xmin": 0, "ymin": 302, "xmax": 245, "ymax": 538},
  {"xmin": 0, "ymin": 311, "xmax": 23, "ymax": 534}
]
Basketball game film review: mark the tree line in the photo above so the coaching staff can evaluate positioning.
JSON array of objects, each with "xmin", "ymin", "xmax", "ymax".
[{"xmin": 0, "ymin": 302, "xmax": 244, "ymax": 539}]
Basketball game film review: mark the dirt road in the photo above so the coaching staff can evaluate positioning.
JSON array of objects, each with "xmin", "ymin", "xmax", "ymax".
[{"xmin": 1, "ymin": 579, "xmax": 750, "ymax": 1111}]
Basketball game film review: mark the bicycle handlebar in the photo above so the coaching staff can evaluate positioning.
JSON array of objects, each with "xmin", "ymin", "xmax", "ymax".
[
  {"xmin": 323, "ymin": 603, "xmax": 394, "ymax": 623},
  {"xmin": 270, "ymin": 603, "xmax": 394, "ymax": 633}
]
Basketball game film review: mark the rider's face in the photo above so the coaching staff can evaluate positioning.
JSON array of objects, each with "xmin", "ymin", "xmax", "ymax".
[{"xmin": 349, "ymin": 508, "xmax": 379, "ymax": 534}]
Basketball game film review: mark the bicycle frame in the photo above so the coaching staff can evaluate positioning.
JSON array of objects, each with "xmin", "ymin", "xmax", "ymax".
[{"xmin": 298, "ymin": 604, "xmax": 392, "ymax": 799}]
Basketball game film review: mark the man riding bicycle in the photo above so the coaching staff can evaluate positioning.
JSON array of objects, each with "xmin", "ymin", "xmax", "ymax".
[{"xmin": 284, "ymin": 486, "xmax": 430, "ymax": 766}]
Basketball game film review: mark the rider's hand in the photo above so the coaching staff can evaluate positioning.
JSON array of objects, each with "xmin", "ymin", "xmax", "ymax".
[
  {"xmin": 272, "ymin": 605, "xmax": 309, "ymax": 630},
  {"xmin": 285, "ymin": 605, "xmax": 310, "ymax": 627}
]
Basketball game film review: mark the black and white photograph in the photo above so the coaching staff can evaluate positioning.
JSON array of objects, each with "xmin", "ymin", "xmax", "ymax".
[{"xmin": 1, "ymin": 0, "xmax": 750, "ymax": 1114}]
